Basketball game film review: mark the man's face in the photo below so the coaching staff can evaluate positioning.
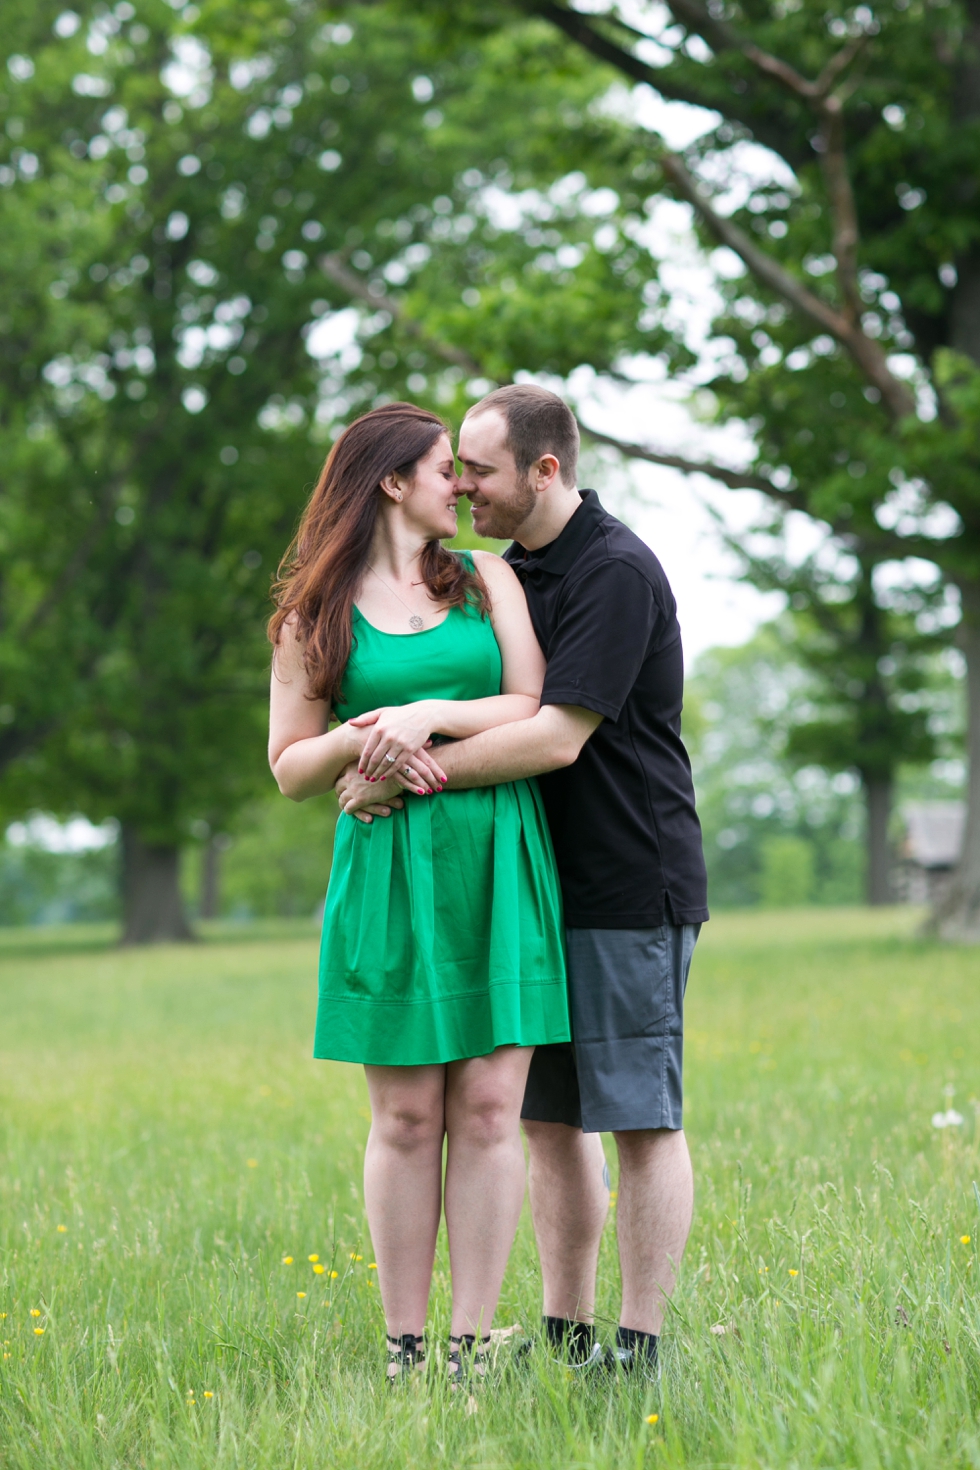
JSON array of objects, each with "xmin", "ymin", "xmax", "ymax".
[{"xmin": 457, "ymin": 410, "xmax": 537, "ymax": 541}]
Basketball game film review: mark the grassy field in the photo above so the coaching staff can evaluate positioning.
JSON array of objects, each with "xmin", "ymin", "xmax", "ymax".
[{"xmin": 3, "ymin": 906, "xmax": 980, "ymax": 1468}]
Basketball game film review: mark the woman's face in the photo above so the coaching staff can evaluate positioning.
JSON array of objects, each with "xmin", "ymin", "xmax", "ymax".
[{"xmin": 397, "ymin": 433, "xmax": 461, "ymax": 541}]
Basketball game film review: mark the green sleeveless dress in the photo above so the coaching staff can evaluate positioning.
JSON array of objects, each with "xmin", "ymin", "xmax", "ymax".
[{"xmin": 314, "ymin": 570, "xmax": 570, "ymax": 1067}]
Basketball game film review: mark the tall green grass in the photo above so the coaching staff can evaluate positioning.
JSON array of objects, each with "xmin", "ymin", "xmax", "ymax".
[{"xmin": 2, "ymin": 907, "xmax": 979, "ymax": 1467}]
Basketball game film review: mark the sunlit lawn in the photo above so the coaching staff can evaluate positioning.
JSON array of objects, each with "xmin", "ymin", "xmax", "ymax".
[{"xmin": 3, "ymin": 906, "xmax": 980, "ymax": 1468}]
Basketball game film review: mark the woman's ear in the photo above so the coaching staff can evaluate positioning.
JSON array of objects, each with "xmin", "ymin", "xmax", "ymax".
[{"xmin": 379, "ymin": 472, "xmax": 404, "ymax": 503}]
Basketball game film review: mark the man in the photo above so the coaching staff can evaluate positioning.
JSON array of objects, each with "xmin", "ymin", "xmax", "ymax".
[{"xmin": 340, "ymin": 385, "xmax": 708, "ymax": 1374}]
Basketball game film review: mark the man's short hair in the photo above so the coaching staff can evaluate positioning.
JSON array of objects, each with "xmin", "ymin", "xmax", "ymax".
[{"xmin": 467, "ymin": 384, "xmax": 579, "ymax": 487}]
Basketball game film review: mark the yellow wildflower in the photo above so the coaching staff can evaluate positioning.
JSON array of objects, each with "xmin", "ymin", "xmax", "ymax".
[
  {"xmin": 282, "ymin": 1256, "xmax": 293, "ymax": 1265},
  {"xmin": 646, "ymin": 1414, "xmax": 659, "ymax": 1424},
  {"xmin": 30, "ymin": 1309, "xmax": 41, "ymax": 1318},
  {"xmin": 296, "ymin": 1292, "xmax": 307, "ymax": 1299},
  {"xmin": 313, "ymin": 1264, "xmax": 325, "ymax": 1275},
  {"xmin": 56, "ymin": 1225, "xmax": 68, "ymax": 1234},
  {"xmin": 788, "ymin": 1269, "xmax": 799, "ymax": 1277},
  {"xmin": 246, "ymin": 1159, "xmax": 258, "ymax": 1169},
  {"xmin": 961, "ymin": 1235, "xmax": 971, "ymax": 1245},
  {"xmin": 350, "ymin": 1253, "xmax": 362, "ymax": 1261},
  {"xmin": 204, "ymin": 1391, "xmax": 214, "ymax": 1399},
  {"xmin": 329, "ymin": 1270, "xmax": 338, "ymax": 1279},
  {"xmin": 308, "ymin": 1254, "xmax": 319, "ymax": 1263},
  {"xmin": 34, "ymin": 1328, "xmax": 44, "ymax": 1336},
  {"xmin": 368, "ymin": 1263, "xmax": 378, "ymax": 1270}
]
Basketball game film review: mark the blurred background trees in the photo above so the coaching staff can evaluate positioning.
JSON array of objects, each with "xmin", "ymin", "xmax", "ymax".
[{"xmin": 1, "ymin": 0, "xmax": 975, "ymax": 936}]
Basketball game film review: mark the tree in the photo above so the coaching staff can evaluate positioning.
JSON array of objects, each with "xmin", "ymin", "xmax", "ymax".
[
  {"xmin": 734, "ymin": 546, "xmax": 948, "ymax": 902},
  {"xmin": 383, "ymin": 0, "xmax": 980, "ymax": 936},
  {"xmin": 1, "ymin": 1, "xmax": 645, "ymax": 939}
]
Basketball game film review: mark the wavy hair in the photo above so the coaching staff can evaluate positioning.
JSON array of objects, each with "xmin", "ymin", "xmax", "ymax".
[{"xmin": 269, "ymin": 402, "xmax": 487, "ymax": 707}]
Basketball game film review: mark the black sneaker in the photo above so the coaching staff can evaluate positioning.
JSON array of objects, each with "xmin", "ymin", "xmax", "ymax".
[{"xmin": 601, "ymin": 1343, "xmax": 661, "ymax": 1382}]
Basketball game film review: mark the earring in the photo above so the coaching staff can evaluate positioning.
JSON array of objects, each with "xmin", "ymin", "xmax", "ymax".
[{"xmin": 394, "ymin": 492, "xmax": 402, "ymax": 501}]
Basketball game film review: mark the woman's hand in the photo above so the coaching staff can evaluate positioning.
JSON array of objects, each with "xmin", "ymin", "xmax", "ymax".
[{"xmin": 349, "ymin": 702, "xmax": 448, "ymax": 783}]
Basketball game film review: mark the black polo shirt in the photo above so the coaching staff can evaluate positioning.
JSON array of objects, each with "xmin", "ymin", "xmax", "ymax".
[{"xmin": 504, "ymin": 490, "xmax": 708, "ymax": 929}]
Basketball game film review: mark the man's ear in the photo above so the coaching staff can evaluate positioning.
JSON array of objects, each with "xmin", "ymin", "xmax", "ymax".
[{"xmin": 534, "ymin": 453, "xmax": 562, "ymax": 491}]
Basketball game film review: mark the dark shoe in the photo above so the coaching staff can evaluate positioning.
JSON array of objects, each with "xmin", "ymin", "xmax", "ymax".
[
  {"xmin": 386, "ymin": 1332, "xmax": 425, "ymax": 1385},
  {"xmin": 448, "ymin": 1332, "xmax": 490, "ymax": 1388},
  {"xmin": 602, "ymin": 1339, "xmax": 660, "ymax": 1382}
]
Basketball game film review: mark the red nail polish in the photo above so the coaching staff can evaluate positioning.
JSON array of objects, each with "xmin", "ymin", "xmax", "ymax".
[{"xmin": 418, "ymin": 788, "xmax": 425, "ymax": 795}]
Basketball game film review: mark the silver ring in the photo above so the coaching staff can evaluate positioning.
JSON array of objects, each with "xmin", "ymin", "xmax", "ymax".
[
  {"xmin": 403, "ymin": 767, "xmax": 413, "ymax": 776},
  {"xmin": 383, "ymin": 753, "xmax": 396, "ymax": 763}
]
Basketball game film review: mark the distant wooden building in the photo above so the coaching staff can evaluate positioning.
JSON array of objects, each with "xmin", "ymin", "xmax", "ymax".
[{"xmin": 897, "ymin": 801, "xmax": 965, "ymax": 904}]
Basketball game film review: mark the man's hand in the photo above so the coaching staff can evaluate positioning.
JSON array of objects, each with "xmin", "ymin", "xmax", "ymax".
[{"xmin": 335, "ymin": 762, "xmax": 405, "ymax": 824}]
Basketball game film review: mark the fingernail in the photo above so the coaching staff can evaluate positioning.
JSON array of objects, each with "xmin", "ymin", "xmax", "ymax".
[{"xmin": 418, "ymin": 788, "xmax": 425, "ymax": 795}]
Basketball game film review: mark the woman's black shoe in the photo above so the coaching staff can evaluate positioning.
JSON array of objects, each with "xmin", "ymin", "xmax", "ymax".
[{"xmin": 386, "ymin": 1332, "xmax": 426, "ymax": 1385}]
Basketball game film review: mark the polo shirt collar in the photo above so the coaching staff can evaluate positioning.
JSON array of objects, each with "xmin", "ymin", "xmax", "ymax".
[{"xmin": 507, "ymin": 489, "xmax": 605, "ymax": 576}]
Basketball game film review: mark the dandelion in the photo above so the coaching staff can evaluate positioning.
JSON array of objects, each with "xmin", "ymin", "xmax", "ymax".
[
  {"xmin": 368, "ymin": 1263, "xmax": 378, "ymax": 1270},
  {"xmin": 246, "ymin": 1159, "xmax": 258, "ymax": 1168},
  {"xmin": 962, "ymin": 1235, "xmax": 972, "ymax": 1245},
  {"xmin": 330, "ymin": 1270, "xmax": 338, "ymax": 1279},
  {"xmin": 774, "ymin": 1301, "xmax": 781, "ymax": 1307},
  {"xmin": 646, "ymin": 1413, "xmax": 659, "ymax": 1424},
  {"xmin": 204, "ymin": 1391, "xmax": 214, "ymax": 1399},
  {"xmin": 56, "ymin": 1225, "xmax": 68, "ymax": 1233},
  {"xmin": 296, "ymin": 1291, "xmax": 306, "ymax": 1299},
  {"xmin": 0, "ymin": 1313, "xmax": 6, "ymax": 1320},
  {"xmin": 3, "ymin": 1353, "xmax": 9, "ymax": 1360},
  {"xmin": 932, "ymin": 1109, "xmax": 964, "ymax": 1129},
  {"xmin": 308, "ymin": 1254, "xmax": 319, "ymax": 1263},
  {"xmin": 34, "ymin": 1328, "xmax": 44, "ymax": 1336},
  {"xmin": 313, "ymin": 1264, "xmax": 325, "ymax": 1275},
  {"xmin": 350, "ymin": 1253, "xmax": 362, "ymax": 1261},
  {"xmin": 282, "ymin": 1256, "xmax": 293, "ymax": 1265},
  {"xmin": 30, "ymin": 1309, "xmax": 41, "ymax": 1318},
  {"xmin": 788, "ymin": 1269, "xmax": 799, "ymax": 1277}
]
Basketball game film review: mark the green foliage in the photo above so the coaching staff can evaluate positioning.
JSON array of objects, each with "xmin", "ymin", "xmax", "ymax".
[
  {"xmin": 759, "ymin": 834, "xmax": 815, "ymax": 907},
  {"xmin": 0, "ymin": 838, "xmax": 117, "ymax": 925},
  {"xmin": 200, "ymin": 790, "xmax": 339, "ymax": 921},
  {"xmin": 0, "ymin": 0, "xmax": 649, "ymax": 855},
  {"xmin": 5, "ymin": 911, "xmax": 980, "ymax": 1466},
  {"xmin": 688, "ymin": 627, "xmax": 865, "ymax": 907}
]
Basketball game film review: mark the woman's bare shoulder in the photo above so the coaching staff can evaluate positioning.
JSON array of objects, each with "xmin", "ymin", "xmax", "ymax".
[{"xmin": 469, "ymin": 548, "xmax": 521, "ymax": 590}]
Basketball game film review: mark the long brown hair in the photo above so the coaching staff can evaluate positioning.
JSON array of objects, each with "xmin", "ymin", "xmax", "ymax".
[{"xmin": 269, "ymin": 402, "xmax": 488, "ymax": 707}]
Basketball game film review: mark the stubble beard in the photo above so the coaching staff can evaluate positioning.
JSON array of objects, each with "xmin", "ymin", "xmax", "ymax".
[{"xmin": 472, "ymin": 473, "xmax": 536, "ymax": 541}]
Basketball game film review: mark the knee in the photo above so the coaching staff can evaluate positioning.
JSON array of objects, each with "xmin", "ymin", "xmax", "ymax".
[
  {"xmin": 452, "ymin": 1091, "xmax": 515, "ymax": 1149},
  {"xmin": 375, "ymin": 1101, "xmax": 443, "ymax": 1154}
]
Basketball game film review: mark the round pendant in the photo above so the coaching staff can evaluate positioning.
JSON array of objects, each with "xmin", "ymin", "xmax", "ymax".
[{"xmin": 409, "ymin": 614, "xmax": 424, "ymax": 631}]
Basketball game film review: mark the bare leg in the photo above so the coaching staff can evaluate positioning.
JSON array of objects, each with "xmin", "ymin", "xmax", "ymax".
[
  {"xmin": 523, "ymin": 1120, "xmax": 609, "ymax": 1322},
  {"xmin": 443, "ymin": 1047, "xmax": 534, "ymax": 1338},
  {"xmin": 613, "ymin": 1127, "xmax": 693, "ymax": 1336},
  {"xmin": 363, "ymin": 1063, "xmax": 446, "ymax": 1338}
]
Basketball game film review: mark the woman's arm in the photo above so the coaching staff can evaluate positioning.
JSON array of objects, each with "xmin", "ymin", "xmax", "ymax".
[
  {"xmin": 268, "ymin": 618, "xmax": 363, "ymax": 801},
  {"xmin": 354, "ymin": 553, "xmax": 546, "ymax": 780}
]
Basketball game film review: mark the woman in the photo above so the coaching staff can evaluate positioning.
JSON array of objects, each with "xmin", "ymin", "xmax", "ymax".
[{"xmin": 267, "ymin": 403, "xmax": 569, "ymax": 1385}]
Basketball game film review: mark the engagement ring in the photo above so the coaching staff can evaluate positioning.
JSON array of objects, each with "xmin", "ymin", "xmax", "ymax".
[{"xmin": 384, "ymin": 753, "xmax": 396, "ymax": 763}]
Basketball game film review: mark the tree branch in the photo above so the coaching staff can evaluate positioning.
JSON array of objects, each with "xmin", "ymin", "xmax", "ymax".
[
  {"xmin": 656, "ymin": 150, "xmax": 916, "ymax": 418},
  {"xmin": 317, "ymin": 252, "xmax": 488, "ymax": 378},
  {"xmin": 522, "ymin": 1, "xmax": 808, "ymax": 165},
  {"xmin": 579, "ymin": 422, "xmax": 782, "ymax": 493}
]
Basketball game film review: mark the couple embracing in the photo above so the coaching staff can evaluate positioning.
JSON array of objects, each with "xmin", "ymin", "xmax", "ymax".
[{"xmin": 268, "ymin": 385, "xmax": 708, "ymax": 1385}]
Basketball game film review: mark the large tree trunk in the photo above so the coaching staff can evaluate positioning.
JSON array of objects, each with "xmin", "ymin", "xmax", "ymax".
[
  {"xmin": 930, "ymin": 600, "xmax": 980, "ymax": 940},
  {"xmin": 864, "ymin": 773, "xmax": 893, "ymax": 906},
  {"xmin": 120, "ymin": 824, "xmax": 195, "ymax": 945}
]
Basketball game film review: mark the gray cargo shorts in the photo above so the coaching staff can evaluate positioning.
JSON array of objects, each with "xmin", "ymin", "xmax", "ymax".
[{"xmin": 521, "ymin": 923, "xmax": 700, "ymax": 1134}]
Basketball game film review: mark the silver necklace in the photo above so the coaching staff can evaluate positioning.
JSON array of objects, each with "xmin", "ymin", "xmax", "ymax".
[{"xmin": 367, "ymin": 565, "xmax": 426, "ymax": 631}]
